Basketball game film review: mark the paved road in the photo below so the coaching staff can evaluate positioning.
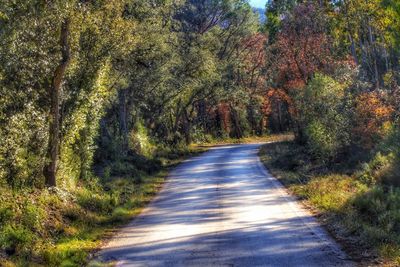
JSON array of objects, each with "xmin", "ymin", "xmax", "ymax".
[{"xmin": 96, "ymin": 144, "xmax": 353, "ymax": 267}]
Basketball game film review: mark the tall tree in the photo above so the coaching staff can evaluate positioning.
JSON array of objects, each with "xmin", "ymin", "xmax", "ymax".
[{"xmin": 43, "ymin": 18, "xmax": 71, "ymax": 187}]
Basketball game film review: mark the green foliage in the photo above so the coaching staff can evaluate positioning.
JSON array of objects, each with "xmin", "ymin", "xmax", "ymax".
[
  {"xmin": 76, "ymin": 189, "xmax": 114, "ymax": 214},
  {"xmin": 22, "ymin": 203, "xmax": 46, "ymax": 232},
  {"xmin": 353, "ymin": 187, "xmax": 400, "ymax": 244},
  {"xmin": 297, "ymin": 74, "xmax": 351, "ymax": 161},
  {"xmin": 374, "ymin": 124, "xmax": 400, "ymax": 186},
  {"xmin": 110, "ymin": 207, "xmax": 131, "ymax": 223},
  {"xmin": 0, "ymin": 206, "xmax": 13, "ymax": 225},
  {"xmin": 358, "ymin": 152, "xmax": 393, "ymax": 185},
  {"xmin": 1, "ymin": 0, "xmax": 399, "ymax": 264},
  {"xmin": 0, "ymin": 145, "xmax": 201, "ymax": 265},
  {"xmin": 129, "ymin": 120, "xmax": 155, "ymax": 158},
  {"xmin": 0, "ymin": 224, "xmax": 35, "ymax": 256},
  {"xmin": 259, "ymin": 140, "xmax": 400, "ymax": 263}
]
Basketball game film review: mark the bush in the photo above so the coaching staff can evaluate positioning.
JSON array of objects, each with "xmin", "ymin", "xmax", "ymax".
[
  {"xmin": 110, "ymin": 207, "xmax": 131, "ymax": 223},
  {"xmin": 352, "ymin": 186, "xmax": 400, "ymax": 242},
  {"xmin": 109, "ymin": 160, "xmax": 138, "ymax": 177},
  {"xmin": 22, "ymin": 203, "xmax": 46, "ymax": 232},
  {"xmin": 129, "ymin": 120, "xmax": 155, "ymax": 158},
  {"xmin": 353, "ymin": 92, "xmax": 394, "ymax": 149},
  {"xmin": 305, "ymin": 121, "xmax": 338, "ymax": 160},
  {"xmin": 357, "ymin": 152, "xmax": 392, "ymax": 186},
  {"xmin": 0, "ymin": 205, "xmax": 13, "ymax": 225},
  {"xmin": 380, "ymin": 125, "xmax": 400, "ymax": 186},
  {"xmin": 305, "ymin": 175, "xmax": 363, "ymax": 212},
  {"xmin": 0, "ymin": 224, "xmax": 35, "ymax": 255},
  {"xmin": 296, "ymin": 73, "xmax": 351, "ymax": 161},
  {"xmin": 76, "ymin": 189, "xmax": 113, "ymax": 213}
]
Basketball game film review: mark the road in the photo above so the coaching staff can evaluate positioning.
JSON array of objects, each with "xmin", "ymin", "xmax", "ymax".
[{"xmin": 95, "ymin": 143, "xmax": 353, "ymax": 267}]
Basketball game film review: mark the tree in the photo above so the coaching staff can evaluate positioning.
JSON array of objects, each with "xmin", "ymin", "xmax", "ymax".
[
  {"xmin": 296, "ymin": 74, "xmax": 351, "ymax": 160},
  {"xmin": 266, "ymin": 3, "xmax": 333, "ymax": 140}
]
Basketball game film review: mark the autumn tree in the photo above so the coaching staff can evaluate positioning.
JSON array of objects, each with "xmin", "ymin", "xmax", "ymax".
[{"xmin": 266, "ymin": 3, "xmax": 333, "ymax": 140}]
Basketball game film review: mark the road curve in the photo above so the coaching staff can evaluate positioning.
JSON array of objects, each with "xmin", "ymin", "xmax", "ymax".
[{"xmin": 96, "ymin": 143, "xmax": 353, "ymax": 267}]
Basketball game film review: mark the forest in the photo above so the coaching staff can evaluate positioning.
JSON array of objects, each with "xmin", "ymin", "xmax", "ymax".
[{"xmin": 0, "ymin": 0, "xmax": 400, "ymax": 266}]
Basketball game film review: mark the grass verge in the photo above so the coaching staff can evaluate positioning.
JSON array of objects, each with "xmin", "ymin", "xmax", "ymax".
[
  {"xmin": 0, "ymin": 146, "xmax": 207, "ymax": 267},
  {"xmin": 193, "ymin": 133, "xmax": 294, "ymax": 147},
  {"xmin": 259, "ymin": 140, "xmax": 400, "ymax": 266}
]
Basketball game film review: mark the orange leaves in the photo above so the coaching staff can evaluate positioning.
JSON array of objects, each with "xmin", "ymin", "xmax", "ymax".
[
  {"xmin": 353, "ymin": 92, "xmax": 394, "ymax": 148},
  {"xmin": 216, "ymin": 102, "xmax": 231, "ymax": 132},
  {"xmin": 241, "ymin": 33, "xmax": 267, "ymax": 68},
  {"xmin": 263, "ymin": 88, "xmax": 292, "ymax": 115},
  {"xmin": 238, "ymin": 33, "xmax": 268, "ymax": 92},
  {"xmin": 272, "ymin": 3, "xmax": 332, "ymax": 92}
]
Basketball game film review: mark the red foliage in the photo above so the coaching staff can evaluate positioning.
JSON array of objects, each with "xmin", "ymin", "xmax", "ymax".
[
  {"xmin": 239, "ymin": 33, "xmax": 268, "ymax": 92},
  {"xmin": 273, "ymin": 3, "xmax": 332, "ymax": 92},
  {"xmin": 263, "ymin": 88, "xmax": 292, "ymax": 115},
  {"xmin": 353, "ymin": 92, "xmax": 394, "ymax": 148},
  {"xmin": 263, "ymin": 3, "xmax": 335, "ymax": 132},
  {"xmin": 216, "ymin": 102, "xmax": 231, "ymax": 132}
]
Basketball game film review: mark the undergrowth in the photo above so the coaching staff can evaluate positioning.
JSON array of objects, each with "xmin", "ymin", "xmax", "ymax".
[
  {"xmin": 259, "ymin": 141, "xmax": 400, "ymax": 266},
  {"xmin": 0, "ymin": 146, "xmax": 206, "ymax": 267}
]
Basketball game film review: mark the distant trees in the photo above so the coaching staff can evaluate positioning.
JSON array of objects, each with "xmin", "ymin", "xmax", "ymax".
[
  {"xmin": 263, "ymin": 0, "xmax": 400, "ymax": 184},
  {"xmin": 265, "ymin": 3, "xmax": 333, "ymax": 139}
]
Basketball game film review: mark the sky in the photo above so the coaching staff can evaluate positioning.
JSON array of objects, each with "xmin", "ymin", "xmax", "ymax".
[{"xmin": 249, "ymin": 0, "xmax": 267, "ymax": 8}]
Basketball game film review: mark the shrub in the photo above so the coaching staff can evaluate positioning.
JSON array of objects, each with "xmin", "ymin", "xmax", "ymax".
[
  {"xmin": 380, "ymin": 125, "xmax": 400, "ymax": 186},
  {"xmin": 110, "ymin": 160, "xmax": 138, "ymax": 177},
  {"xmin": 296, "ymin": 73, "xmax": 351, "ymax": 161},
  {"xmin": 0, "ymin": 205, "xmax": 13, "ymax": 225},
  {"xmin": 110, "ymin": 207, "xmax": 130, "ymax": 223},
  {"xmin": 76, "ymin": 189, "xmax": 113, "ymax": 213},
  {"xmin": 0, "ymin": 224, "xmax": 35, "ymax": 256},
  {"xmin": 352, "ymin": 186, "xmax": 400, "ymax": 240},
  {"xmin": 21, "ymin": 203, "xmax": 46, "ymax": 232},
  {"xmin": 304, "ymin": 174, "xmax": 364, "ymax": 212},
  {"xmin": 353, "ymin": 92, "xmax": 394, "ymax": 149},
  {"xmin": 305, "ymin": 121, "xmax": 338, "ymax": 160},
  {"xmin": 129, "ymin": 120, "xmax": 155, "ymax": 158},
  {"xmin": 357, "ymin": 152, "xmax": 393, "ymax": 185}
]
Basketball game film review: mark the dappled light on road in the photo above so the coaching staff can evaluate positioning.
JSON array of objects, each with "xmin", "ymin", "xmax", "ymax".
[{"xmin": 96, "ymin": 144, "xmax": 353, "ymax": 267}]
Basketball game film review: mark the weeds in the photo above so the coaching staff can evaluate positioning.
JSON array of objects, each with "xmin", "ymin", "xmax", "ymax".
[
  {"xmin": 260, "ymin": 140, "xmax": 400, "ymax": 264},
  {"xmin": 0, "ymin": 146, "xmax": 206, "ymax": 266}
]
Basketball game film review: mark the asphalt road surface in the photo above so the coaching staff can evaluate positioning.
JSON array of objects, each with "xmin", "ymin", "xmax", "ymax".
[{"xmin": 95, "ymin": 143, "xmax": 354, "ymax": 267}]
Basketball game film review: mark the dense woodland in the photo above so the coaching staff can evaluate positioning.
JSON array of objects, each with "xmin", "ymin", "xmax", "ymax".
[{"xmin": 1, "ymin": 0, "xmax": 400, "ymax": 265}]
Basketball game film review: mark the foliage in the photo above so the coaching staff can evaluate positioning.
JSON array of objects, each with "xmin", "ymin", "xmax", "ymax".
[
  {"xmin": 0, "ymin": 147, "xmax": 203, "ymax": 266},
  {"xmin": 353, "ymin": 92, "xmax": 394, "ymax": 149},
  {"xmin": 0, "ymin": 0, "xmax": 265, "ymax": 189},
  {"xmin": 296, "ymin": 74, "xmax": 351, "ymax": 161},
  {"xmin": 259, "ymin": 141, "xmax": 400, "ymax": 264},
  {"xmin": 1, "ymin": 0, "xmax": 400, "ymax": 264}
]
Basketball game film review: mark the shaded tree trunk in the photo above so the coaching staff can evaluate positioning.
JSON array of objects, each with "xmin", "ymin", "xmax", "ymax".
[
  {"xmin": 183, "ymin": 110, "xmax": 191, "ymax": 145},
  {"xmin": 118, "ymin": 89, "xmax": 129, "ymax": 154},
  {"xmin": 43, "ymin": 19, "xmax": 71, "ymax": 187},
  {"xmin": 349, "ymin": 34, "xmax": 358, "ymax": 64},
  {"xmin": 230, "ymin": 104, "xmax": 243, "ymax": 138},
  {"xmin": 367, "ymin": 23, "xmax": 380, "ymax": 88}
]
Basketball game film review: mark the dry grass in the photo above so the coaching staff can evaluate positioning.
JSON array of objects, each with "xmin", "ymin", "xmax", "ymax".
[{"xmin": 259, "ymin": 140, "xmax": 400, "ymax": 266}]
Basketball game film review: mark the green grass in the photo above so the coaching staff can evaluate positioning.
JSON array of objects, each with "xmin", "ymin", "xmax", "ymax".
[
  {"xmin": 193, "ymin": 133, "xmax": 294, "ymax": 147},
  {"xmin": 0, "ymin": 135, "xmax": 299, "ymax": 266},
  {"xmin": 259, "ymin": 140, "xmax": 400, "ymax": 266},
  {"xmin": 0, "ymin": 146, "xmax": 207, "ymax": 267}
]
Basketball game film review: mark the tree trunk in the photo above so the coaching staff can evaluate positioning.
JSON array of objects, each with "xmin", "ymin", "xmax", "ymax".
[
  {"xmin": 367, "ymin": 23, "xmax": 380, "ymax": 88},
  {"xmin": 183, "ymin": 111, "xmax": 191, "ymax": 145},
  {"xmin": 43, "ymin": 19, "xmax": 71, "ymax": 187},
  {"xmin": 230, "ymin": 104, "xmax": 243, "ymax": 139},
  {"xmin": 349, "ymin": 34, "xmax": 358, "ymax": 65},
  {"xmin": 118, "ymin": 89, "xmax": 129, "ymax": 154}
]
